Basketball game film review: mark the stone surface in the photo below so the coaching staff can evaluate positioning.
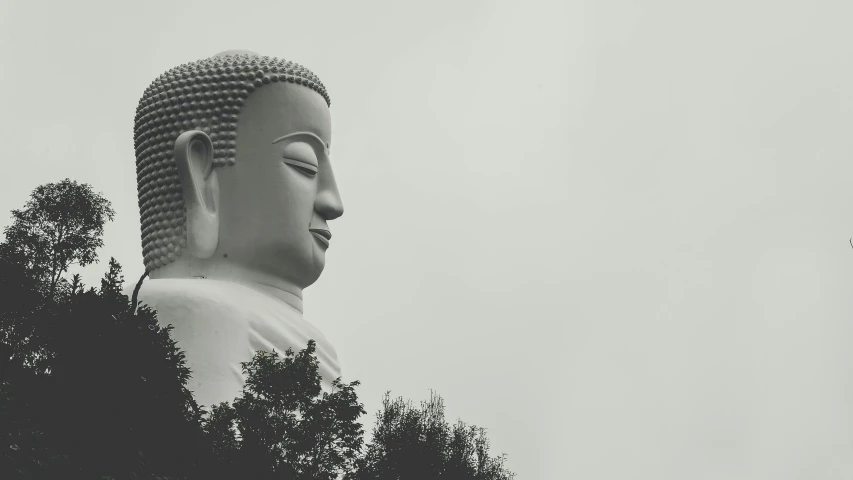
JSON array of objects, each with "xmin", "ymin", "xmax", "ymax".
[{"xmin": 129, "ymin": 50, "xmax": 344, "ymax": 410}]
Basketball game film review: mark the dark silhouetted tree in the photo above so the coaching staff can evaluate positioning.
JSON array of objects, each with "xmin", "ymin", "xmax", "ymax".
[
  {"xmin": 199, "ymin": 341, "xmax": 366, "ymax": 480},
  {"xmin": 1, "ymin": 179, "xmax": 114, "ymax": 382},
  {"xmin": 100, "ymin": 257, "xmax": 124, "ymax": 296},
  {"xmin": 348, "ymin": 392, "xmax": 516, "ymax": 480},
  {"xmin": 1, "ymin": 178, "xmax": 114, "ymax": 298},
  {"xmin": 0, "ymin": 250, "xmax": 46, "ymax": 377},
  {"xmin": 1, "ymin": 257, "xmax": 205, "ymax": 479}
]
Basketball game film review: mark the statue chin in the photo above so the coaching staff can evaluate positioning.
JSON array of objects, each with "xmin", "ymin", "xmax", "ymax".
[{"xmin": 125, "ymin": 277, "xmax": 341, "ymax": 411}]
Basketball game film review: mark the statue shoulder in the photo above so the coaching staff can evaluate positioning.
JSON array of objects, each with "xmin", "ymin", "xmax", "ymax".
[{"xmin": 125, "ymin": 278, "xmax": 261, "ymax": 314}]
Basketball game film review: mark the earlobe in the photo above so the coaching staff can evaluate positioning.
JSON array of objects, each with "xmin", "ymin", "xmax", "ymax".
[{"xmin": 174, "ymin": 130, "xmax": 220, "ymax": 259}]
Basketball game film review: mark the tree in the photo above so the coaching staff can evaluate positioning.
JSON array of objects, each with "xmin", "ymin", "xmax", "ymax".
[
  {"xmin": 0, "ymin": 179, "xmax": 114, "ymax": 381},
  {"xmin": 99, "ymin": 257, "xmax": 126, "ymax": 307},
  {"xmin": 1, "ymin": 261, "xmax": 206, "ymax": 480},
  {"xmin": 1, "ymin": 179, "xmax": 114, "ymax": 298},
  {"xmin": 348, "ymin": 392, "xmax": 516, "ymax": 480},
  {"xmin": 200, "ymin": 341, "xmax": 366, "ymax": 479},
  {"xmin": 0, "ymin": 250, "xmax": 47, "ymax": 377}
]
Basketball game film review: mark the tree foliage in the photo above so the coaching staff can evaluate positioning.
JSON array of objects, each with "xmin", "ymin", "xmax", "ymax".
[
  {"xmin": 1, "ymin": 178, "xmax": 114, "ymax": 297},
  {"xmin": 348, "ymin": 392, "xmax": 516, "ymax": 480},
  {"xmin": 1, "ymin": 260, "xmax": 205, "ymax": 479},
  {"xmin": 0, "ymin": 250, "xmax": 47, "ymax": 376},
  {"xmin": 199, "ymin": 342, "xmax": 366, "ymax": 479}
]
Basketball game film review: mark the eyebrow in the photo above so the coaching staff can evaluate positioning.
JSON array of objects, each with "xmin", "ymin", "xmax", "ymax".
[{"xmin": 272, "ymin": 131, "xmax": 331, "ymax": 153}]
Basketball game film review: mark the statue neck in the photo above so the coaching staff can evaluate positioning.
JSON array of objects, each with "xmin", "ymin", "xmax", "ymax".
[{"xmin": 150, "ymin": 256, "xmax": 305, "ymax": 314}]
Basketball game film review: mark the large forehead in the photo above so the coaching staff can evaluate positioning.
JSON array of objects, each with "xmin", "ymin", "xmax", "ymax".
[{"xmin": 239, "ymin": 83, "xmax": 331, "ymax": 143}]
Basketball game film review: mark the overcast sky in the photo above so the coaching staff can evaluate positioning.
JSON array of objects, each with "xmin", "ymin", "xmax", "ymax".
[{"xmin": 3, "ymin": 0, "xmax": 853, "ymax": 478}]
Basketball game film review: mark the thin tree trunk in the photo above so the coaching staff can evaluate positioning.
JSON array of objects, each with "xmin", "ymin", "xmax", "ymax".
[
  {"xmin": 48, "ymin": 227, "xmax": 66, "ymax": 298},
  {"xmin": 130, "ymin": 269, "xmax": 150, "ymax": 315}
]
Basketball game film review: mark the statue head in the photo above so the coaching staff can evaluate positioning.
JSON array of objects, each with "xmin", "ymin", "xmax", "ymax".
[{"xmin": 133, "ymin": 50, "xmax": 343, "ymax": 297}]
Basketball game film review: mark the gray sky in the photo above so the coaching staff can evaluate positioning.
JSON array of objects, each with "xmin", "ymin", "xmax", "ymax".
[{"xmin": 2, "ymin": 0, "xmax": 853, "ymax": 478}]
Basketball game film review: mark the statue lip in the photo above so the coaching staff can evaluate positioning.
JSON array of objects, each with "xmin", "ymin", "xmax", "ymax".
[{"xmin": 309, "ymin": 228, "xmax": 332, "ymax": 246}]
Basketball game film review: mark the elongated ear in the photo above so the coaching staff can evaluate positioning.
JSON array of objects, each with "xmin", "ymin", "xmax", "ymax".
[{"xmin": 174, "ymin": 130, "xmax": 219, "ymax": 259}]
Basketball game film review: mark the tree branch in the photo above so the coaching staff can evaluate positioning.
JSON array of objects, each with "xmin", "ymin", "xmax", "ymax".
[{"xmin": 130, "ymin": 269, "xmax": 150, "ymax": 315}]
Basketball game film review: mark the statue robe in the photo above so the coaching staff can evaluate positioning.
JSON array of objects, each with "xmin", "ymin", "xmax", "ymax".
[{"xmin": 126, "ymin": 278, "xmax": 341, "ymax": 410}]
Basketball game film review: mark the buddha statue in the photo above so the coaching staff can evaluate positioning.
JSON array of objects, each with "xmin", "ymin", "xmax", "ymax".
[{"xmin": 125, "ymin": 50, "xmax": 344, "ymax": 411}]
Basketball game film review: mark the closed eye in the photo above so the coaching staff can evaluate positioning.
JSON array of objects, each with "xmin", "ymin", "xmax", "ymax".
[{"xmin": 284, "ymin": 158, "xmax": 318, "ymax": 176}]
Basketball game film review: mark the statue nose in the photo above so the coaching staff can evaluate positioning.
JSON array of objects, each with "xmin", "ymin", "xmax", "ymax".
[
  {"xmin": 315, "ymin": 160, "xmax": 343, "ymax": 220},
  {"xmin": 315, "ymin": 189, "xmax": 343, "ymax": 220}
]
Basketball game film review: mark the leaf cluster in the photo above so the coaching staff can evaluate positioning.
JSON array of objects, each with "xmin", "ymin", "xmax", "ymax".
[
  {"xmin": 198, "ymin": 343, "xmax": 366, "ymax": 479},
  {"xmin": 348, "ymin": 392, "xmax": 516, "ymax": 480},
  {"xmin": 1, "ymin": 178, "xmax": 114, "ymax": 299}
]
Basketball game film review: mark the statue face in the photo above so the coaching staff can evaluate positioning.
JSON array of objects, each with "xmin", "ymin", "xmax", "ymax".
[{"xmin": 214, "ymin": 82, "xmax": 343, "ymax": 289}]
